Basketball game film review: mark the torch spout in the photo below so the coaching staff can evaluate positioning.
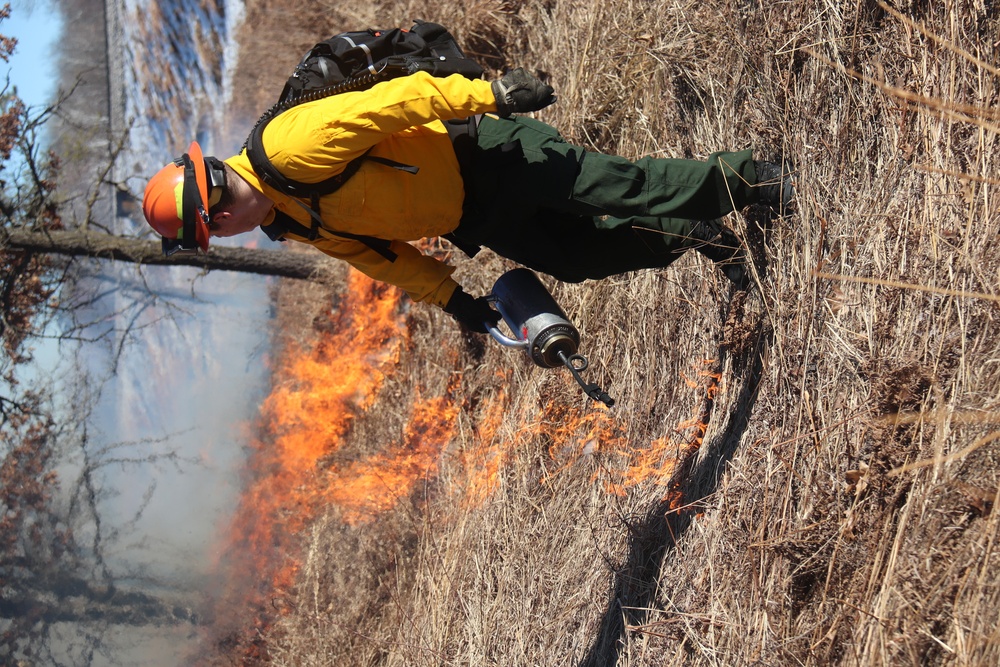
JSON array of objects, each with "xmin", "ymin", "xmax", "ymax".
[{"xmin": 558, "ymin": 351, "xmax": 615, "ymax": 407}]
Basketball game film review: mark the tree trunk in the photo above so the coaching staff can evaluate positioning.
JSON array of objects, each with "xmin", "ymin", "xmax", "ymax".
[
  {"xmin": 0, "ymin": 584, "xmax": 202, "ymax": 627},
  {"xmin": 2, "ymin": 227, "xmax": 336, "ymax": 281}
]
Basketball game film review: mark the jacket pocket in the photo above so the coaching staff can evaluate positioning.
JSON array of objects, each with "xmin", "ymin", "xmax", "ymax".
[{"xmin": 334, "ymin": 171, "xmax": 366, "ymax": 217}]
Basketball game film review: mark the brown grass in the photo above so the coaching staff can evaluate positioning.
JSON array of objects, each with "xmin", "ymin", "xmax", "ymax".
[{"xmin": 222, "ymin": 0, "xmax": 1000, "ymax": 664}]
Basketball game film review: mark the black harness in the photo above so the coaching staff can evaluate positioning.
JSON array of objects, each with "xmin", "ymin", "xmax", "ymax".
[{"xmin": 245, "ymin": 115, "xmax": 481, "ymax": 262}]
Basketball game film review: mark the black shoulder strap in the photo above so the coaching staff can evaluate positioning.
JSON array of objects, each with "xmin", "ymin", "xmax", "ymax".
[
  {"xmin": 245, "ymin": 115, "xmax": 402, "ymax": 262},
  {"xmin": 245, "ymin": 117, "xmax": 373, "ymax": 199},
  {"xmin": 262, "ymin": 209, "xmax": 398, "ymax": 262},
  {"xmin": 246, "ymin": 114, "xmax": 418, "ymax": 198}
]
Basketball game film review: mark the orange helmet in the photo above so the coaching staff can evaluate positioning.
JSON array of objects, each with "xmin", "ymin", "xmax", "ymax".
[{"xmin": 142, "ymin": 141, "xmax": 226, "ymax": 255}]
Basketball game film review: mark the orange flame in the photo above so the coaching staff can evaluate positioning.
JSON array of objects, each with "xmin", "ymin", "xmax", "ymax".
[
  {"xmin": 325, "ymin": 391, "xmax": 459, "ymax": 524},
  {"xmin": 456, "ymin": 358, "xmax": 719, "ymax": 503},
  {"xmin": 602, "ymin": 359, "xmax": 720, "ymax": 499},
  {"xmin": 209, "ymin": 277, "xmax": 723, "ymax": 661},
  {"xmin": 458, "ymin": 377, "xmax": 510, "ymax": 505},
  {"xmin": 206, "ymin": 271, "xmax": 408, "ymax": 659}
]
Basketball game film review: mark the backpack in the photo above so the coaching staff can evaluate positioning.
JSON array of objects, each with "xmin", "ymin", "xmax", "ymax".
[{"xmin": 245, "ymin": 21, "xmax": 485, "ymax": 261}]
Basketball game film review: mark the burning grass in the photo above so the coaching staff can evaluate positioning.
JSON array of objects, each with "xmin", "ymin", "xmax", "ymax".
[{"xmin": 207, "ymin": 0, "xmax": 1000, "ymax": 664}]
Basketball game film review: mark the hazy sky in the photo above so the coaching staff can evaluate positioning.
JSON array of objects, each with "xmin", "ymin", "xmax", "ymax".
[{"xmin": 4, "ymin": 0, "xmax": 64, "ymax": 107}]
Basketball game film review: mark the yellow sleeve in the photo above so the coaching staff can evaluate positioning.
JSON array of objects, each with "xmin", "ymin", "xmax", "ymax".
[
  {"xmin": 264, "ymin": 73, "xmax": 497, "ymax": 183},
  {"xmin": 290, "ymin": 231, "xmax": 460, "ymax": 308}
]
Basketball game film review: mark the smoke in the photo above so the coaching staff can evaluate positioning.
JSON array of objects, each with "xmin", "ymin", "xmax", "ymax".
[
  {"xmin": 93, "ymin": 267, "xmax": 274, "ymax": 589},
  {"xmin": 88, "ymin": 0, "xmax": 266, "ymax": 599},
  {"xmin": 34, "ymin": 0, "xmax": 276, "ymax": 662}
]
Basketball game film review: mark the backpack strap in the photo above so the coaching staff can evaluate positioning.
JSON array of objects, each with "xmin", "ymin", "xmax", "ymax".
[
  {"xmin": 245, "ymin": 115, "xmax": 407, "ymax": 262},
  {"xmin": 262, "ymin": 209, "xmax": 398, "ymax": 262},
  {"xmin": 245, "ymin": 116, "xmax": 375, "ymax": 200}
]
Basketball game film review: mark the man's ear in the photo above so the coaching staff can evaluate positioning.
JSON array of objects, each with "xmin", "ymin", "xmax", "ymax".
[{"xmin": 208, "ymin": 210, "xmax": 230, "ymax": 233}]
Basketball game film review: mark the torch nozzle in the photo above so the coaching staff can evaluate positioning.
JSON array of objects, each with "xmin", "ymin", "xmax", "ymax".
[{"xmin": 558, "ymin": 352, "xmax": 615, "ymax": 408}]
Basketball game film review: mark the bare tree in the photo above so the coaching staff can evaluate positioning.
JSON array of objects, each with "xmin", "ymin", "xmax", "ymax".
[{"xmin": 0, "ymin": 6, "xmax": 320, "ymax": 662}]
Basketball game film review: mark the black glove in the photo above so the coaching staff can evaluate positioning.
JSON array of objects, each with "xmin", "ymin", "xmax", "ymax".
[
  {"xmin": 491, "ymin": 68, "xmax": 557, "ymax": 117},
  {"xmin": 443, "ymin": 288, "xmax": 501, "ymax": 333}
]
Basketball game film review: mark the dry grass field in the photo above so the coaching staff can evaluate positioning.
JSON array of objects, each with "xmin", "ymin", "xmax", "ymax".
[{"xmin": 213, "ymin": 0, "xmax": 1000, "ymax": 664}]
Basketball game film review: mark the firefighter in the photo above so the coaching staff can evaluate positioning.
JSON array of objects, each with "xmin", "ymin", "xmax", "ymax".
[{"xmin": 142, "ymin": 69, "xmax": 794, "ymax": 332}]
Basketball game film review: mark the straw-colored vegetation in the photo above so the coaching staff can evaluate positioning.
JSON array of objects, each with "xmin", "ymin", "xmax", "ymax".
[{"xmin": 220, "ymin": 0, "xmax": 1000, "ymax": 664}]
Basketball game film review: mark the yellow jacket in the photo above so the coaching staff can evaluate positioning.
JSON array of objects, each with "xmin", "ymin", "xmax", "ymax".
[{"xmin": 225, "ymin": 72, "xmax": 498, "ymax": 307}]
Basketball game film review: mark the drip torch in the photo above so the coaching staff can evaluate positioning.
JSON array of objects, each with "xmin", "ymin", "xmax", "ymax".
[{"xmin": 485, "ymin": 268, "xmax": 615, "ymax": 407}]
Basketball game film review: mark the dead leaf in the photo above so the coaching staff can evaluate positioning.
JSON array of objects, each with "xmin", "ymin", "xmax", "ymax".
[
  {"xmin": 827, "ymin": 285, "xmax": 847, "ymax": 315},
  {"xmin": 846, "ymin": 462, "xmax": 870, "ymax": 497},
  {"xmin": 955, "ymin": 482, "xmax": 995, "ymax": 517}
]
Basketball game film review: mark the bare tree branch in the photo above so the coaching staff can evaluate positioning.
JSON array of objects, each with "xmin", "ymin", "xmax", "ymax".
[{"xmin": 2, "ymin": 226, "xmax": 337, "ymax": 281}]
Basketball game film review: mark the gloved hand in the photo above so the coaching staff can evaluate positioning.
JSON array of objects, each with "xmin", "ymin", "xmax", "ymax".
[
  {"xmin": 443, "ymin": 288, "xmax": 501, "ymax": 333},
  {"xmin": 491, "ymin": 68, "xmax": 557, "ymax": 117}
]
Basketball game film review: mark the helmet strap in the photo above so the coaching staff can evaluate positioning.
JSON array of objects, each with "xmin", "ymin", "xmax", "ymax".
[
  {"xmin": 179, "ymin": 153, "xmax": 208, "ymax": 250},
  {"xmin": 162, "ymin": 237, "xmax": 191, "ymax": 257}
]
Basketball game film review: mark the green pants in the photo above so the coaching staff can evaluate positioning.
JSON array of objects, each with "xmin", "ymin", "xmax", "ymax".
[{"xmin": 453, "ymin": 115, "xmax": 759, "ymax": 282}]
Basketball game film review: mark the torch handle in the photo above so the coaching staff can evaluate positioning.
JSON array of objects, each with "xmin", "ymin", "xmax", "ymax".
[
  {"xmin": 486, "ymin": 323, "xmax": 528, "ymax": 349},
  {"xmin": 485, "ymin": 295, "xmax": 528, "ymax": 348}
]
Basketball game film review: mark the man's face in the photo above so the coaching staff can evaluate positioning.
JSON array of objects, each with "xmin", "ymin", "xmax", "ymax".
[{"xmin": 208, "ymin": 166, "xmax": 269, "ymax": 237}]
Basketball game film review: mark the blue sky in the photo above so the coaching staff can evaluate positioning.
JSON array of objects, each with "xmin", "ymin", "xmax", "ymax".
[{"xmin": 3, "ymin": 0, "xmax": 64, "ymax": 107}]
